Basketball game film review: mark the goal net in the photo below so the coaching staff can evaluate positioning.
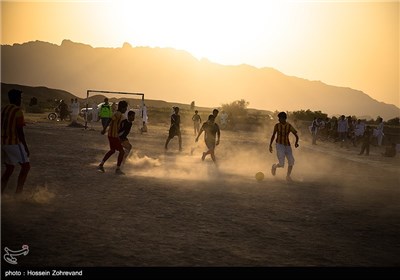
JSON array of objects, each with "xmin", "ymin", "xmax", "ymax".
[{"xmin": 84, "ymin": 89, "xmax": 146, "ymax": 130}]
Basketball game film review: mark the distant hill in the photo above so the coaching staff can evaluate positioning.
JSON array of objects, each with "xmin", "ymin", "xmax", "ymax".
[
  {"xmin": 1, "ymin": 82, "xmax": 208, "ymax": 111},
  {"xmin": 1, "ymin": 40, "xmax": 399, "ymax": 119}
]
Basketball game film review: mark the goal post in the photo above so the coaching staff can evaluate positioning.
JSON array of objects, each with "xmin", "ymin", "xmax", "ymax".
[{"xmin": 84, "ymin": 89, "xmax": 145, "ymax": 129}]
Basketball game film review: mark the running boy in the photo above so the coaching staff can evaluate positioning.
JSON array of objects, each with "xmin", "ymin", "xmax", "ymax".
[
  {"xmin": 192, "ymin": 110, "xmax": 202, "ymax": 136},
  {"xmin": 165, "ymin": 106, "xmax": 182, "ymax": 151},
  {"xmin": 98, "ymin": 101, "xmax": 128, "ymax": 175},
  {"xmin": 269, "ymin": 112, "xmax": 299, "ymax": 181},
  {"xmin": 119, "ymin": 110, "xmax": 135, "ymax": 163},
  {"xmin": 195, "ymin": 114, "xmax": 220, "ymax": 165},
  {"xmin": 1, "ymin": 89, "xmax": 31, "ymax": 194}
]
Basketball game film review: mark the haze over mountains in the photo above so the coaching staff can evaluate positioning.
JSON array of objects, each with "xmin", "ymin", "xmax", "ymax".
[{"xmin": 1, "ymin": 39, "xmax": 398, "ymax": 119}]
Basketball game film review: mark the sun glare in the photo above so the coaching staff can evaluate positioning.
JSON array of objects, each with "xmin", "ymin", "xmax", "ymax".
[
  {"xmin": 1, "ymin": 0, "xmax": 398, "ymax": 106},
  {"xmin": 98, "ymin": 0, "xmax": 294, "ymax": 64}
]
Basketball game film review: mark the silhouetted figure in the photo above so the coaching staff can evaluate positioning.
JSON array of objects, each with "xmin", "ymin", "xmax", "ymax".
[
  {"xmin": 98, "ymin": 101, "xmax": 129, "ymax": 175},
  {"xmin": 192, "ymin": 110, "xmax": 201, "ymax": 136},
  {"xmin": 165, "ymin": 106, "xmax": 182, "ymax": 151},
  {"xmin": 212, "ymin": 108, "xmax": 219, "ymax": 119},
  {"xmin": 373, "ymin": 117, "xmax": 384, "ymax": 146},
  {"xmin": 195, "ymin": 114, "xmax": 220, "ymax": 165},
  {"xmin": 119, "ymin": 110, "xmax": 135, "ymax": 164},
  {"xmin": 70, "ymin": 98, "xmax": 80, "ymax": 123},
  {"xmin": 337, "ymin": 115, "xmax": 348, "ymax": 148},
  {"xmin": 57, "ymin": 100, "xmax": 69, "ymax": 121},
  {"xmin": 359, "ymin": 125, "xmax": 372, "ymax": 156},
  {"xmin": 311, "ymin": 117, "xmax": 322, "ymax": 145},
  {"xmin": 100, "ymin": 98, "xmax": 112, "ymax": 132},
  {"xmin": 354, "ymin": 119, "xmax": 366, "ymax": 146},
  {"xmin": 140, "ymin": 103, "xmax": 148, "ymax": 133},
  {"xmin": 1, "ymin": 89, "xmax": 31, "ymax": 194},
  {"xmin": 269, "ymin": 112, "xmax": 299, "ymax": 182},
  {"xmin": 91, "ymin": 102, "xmax": 99, "ymax": 122}
]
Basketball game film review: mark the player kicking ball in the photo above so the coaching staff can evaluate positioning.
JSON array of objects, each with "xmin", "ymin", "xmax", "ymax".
[
  {"xmin": 195, "ymin": 114, "xmax": 220, "ymax": 165},
  {"xmin": 97, "ymin": 101, "xmax": 128, "ymax": 175},
  {"xmin": 269, "ymin": 112, "xmax": 299, "ymax": 182}
]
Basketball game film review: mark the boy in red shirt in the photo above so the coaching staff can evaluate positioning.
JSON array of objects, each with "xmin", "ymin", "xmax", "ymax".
[{"xmin": 1, "ymin": 89, "xmax": 31, "ymax": 194}]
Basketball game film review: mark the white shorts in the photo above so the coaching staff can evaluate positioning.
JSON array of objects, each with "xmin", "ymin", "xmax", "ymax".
[
  {"xmin": 1, "ymin": 143, "xmax": 30, "ymax": 165},
  {"xmin": 276, "ymin": 143, "xmax": 294, "ymax": 167}
]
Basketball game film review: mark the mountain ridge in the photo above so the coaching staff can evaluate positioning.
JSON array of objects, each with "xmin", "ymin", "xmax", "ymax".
[{"xmin": 1, "ymin": 39, "xmax": 398, "ymax": 119}]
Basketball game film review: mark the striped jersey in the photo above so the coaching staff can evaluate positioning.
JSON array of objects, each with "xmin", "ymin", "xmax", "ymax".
[
  {"xmin": 1, "ymin": 104, "xmax": 25, "ymax": 145},
  {"xmin": 108, "ymin": 111, "xmax": 124, "ymax": 138},
  {"xmin": 273, "ymin": 122, "xmax": 297, "ymax": 146}
]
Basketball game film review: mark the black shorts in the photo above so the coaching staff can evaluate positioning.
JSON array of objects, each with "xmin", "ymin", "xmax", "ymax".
[{"xmin": 168, "ymin": 126, "xmax": 181, "ymax": 138}]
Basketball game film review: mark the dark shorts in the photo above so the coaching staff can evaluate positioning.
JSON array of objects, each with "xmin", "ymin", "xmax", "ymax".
[
  {"xmin": 101, "ymin": 117, "xmax": 111, "ymax": 128},
  {"xmin": 108, "ymin": 136, "xmax": 123, "ymax": 151},
  {"xmin": 168, "ymin": 126, "xmax": 181, "ymax": 138}
]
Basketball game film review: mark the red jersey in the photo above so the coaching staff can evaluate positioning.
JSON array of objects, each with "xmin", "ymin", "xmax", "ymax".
[
  {"xmin": 1, "ymin": 104, "xmax": 25, "ymax": 145},
  {"xmin": 108, "ymin": 111, "xmax": 124, "ymax": 138},
  {"xmin": 273, "ymin": 122, "xmax": 297, "ymax": 146}
]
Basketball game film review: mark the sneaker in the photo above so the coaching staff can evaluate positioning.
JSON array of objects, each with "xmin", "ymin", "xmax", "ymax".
[
  {"xmin": 201, "ymin": 152, "xmax": 206, "ymax": 161},
  {"xmin": 97, "ymin": 165, "xmax": 105, "ymax": 173},
  {"xmin": 271, "ymin": 164, "xmax": 277, "ymax": 176},
  {"xmin": 286, "ymin": 175, "xmax": 293, "ymax": 182},
  {"xmin": 115, "ymin": 168, "xmax": 125, "ymax": 175}
]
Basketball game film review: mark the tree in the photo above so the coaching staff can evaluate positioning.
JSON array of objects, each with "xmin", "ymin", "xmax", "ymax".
[
  {"xmin": 221, "ymin": 99, "xmax": 249, "ymax": 117},
  {"xmin": 219, "ymin": 99, "xmax": 250, "ymax": 130},
  {"xmin": 289, "ymin": 109, "xmax": 328, "ymax": 121},
  {"xmin": 386, "ymin": 117, "xmax": 400, "ymax": 126}
]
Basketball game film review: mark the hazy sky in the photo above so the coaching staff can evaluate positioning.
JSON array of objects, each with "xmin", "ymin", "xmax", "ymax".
[{"xmin": 1, "ymin": 0, "xmax": 399, "ymax": 106}]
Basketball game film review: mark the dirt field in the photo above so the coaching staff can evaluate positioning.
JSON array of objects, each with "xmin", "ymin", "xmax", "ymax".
[{"xmin": 2, "ymin": 114, "xmax": 400, "ymax": 268}]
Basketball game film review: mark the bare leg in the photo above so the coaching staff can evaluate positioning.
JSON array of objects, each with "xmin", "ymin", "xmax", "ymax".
[
  {"xmin": 165, "ymin": 137, "xmax": 171, "ymax": 150},
  {"xmin": 178, "ymin": 134, "xmax": 182, "ymax": 151},
  {"xmin": 16, "ymin": 163, "xmax": 30, "ymax": 194},
  {"xmin": 100, "ymin": 150, "xmax": 116, "ymax": 166},
  {"xmin": 287, "ymin": 165, "xmax": 293, "ymax": 177},
  {"xmin": 202, "ymin": 150, "xmax": 210, "ymax": 161},
  {"xmin": 286, "ymin": 165, "xmax": 294, "ymax": 181},
  {"xmin": 1, "ymin": 164, "xmax": 15, "ymax": 193},
  {"xmin": 210, "ymin": 149, "xmax": 217, "ymax": 164},
  {"xmin": 117, "ymin": 149, "xmax": 125, "ymax": 167}
]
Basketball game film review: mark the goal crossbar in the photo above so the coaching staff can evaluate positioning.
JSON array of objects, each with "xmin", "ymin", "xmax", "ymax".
[{"xmin": 84, "ymin": 89, "xmax": 144, "ymax": 129}]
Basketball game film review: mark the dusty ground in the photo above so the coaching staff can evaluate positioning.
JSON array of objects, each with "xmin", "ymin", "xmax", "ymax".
[{"xmin": 1, "ymin": 114, "xmax": 400, "ymax": 268}]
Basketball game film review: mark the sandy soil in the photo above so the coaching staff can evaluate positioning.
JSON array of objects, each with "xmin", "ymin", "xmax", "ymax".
[{"xmin": 1, "ymin": 115, "xmax": 400, "ymax": 268}]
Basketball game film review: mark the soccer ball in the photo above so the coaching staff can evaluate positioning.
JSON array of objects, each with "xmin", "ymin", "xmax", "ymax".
[{"xmin": 255, "ymin": 172, "xmax": 264, "ymax": 182}]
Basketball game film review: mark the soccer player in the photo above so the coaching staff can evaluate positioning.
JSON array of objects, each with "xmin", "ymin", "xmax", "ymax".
[
  {"xmin": 192, "ymin": 110, "xmax": 202, "ymax": 136},
  {"xmin": 269, "ymin": 112, "xmax": 299, "ymax": 182},
  {"xmin": 195, "ymin": 114, "xmax": 220, "ymax": 165},
  {"xmin": 1, "ymin": 89, "xmax": 31, "ymax": 194},
  {"xmin": 165, "ymin": 106, "xmax": 182, "ymax": 151},
  {"xmin": 119, "ymin": 110, "xmax": 135, "ymax": 163},
  {"xmin": 98, "ymin": 101, "xmax": 128, "ymax": 175},
  {"xmin": 212, "ymin": 108, "xmax": 219, "ymax": 120},
  {"xmin": 99, "ymin": 98, "xmax": 112, "ymax": 132}
]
